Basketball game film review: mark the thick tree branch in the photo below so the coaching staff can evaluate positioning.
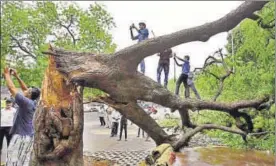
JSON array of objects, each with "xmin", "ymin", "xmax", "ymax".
[
  {"xmin": 194, "ymin": 49, "xmax": 233, "ymax": 101},
  {"xmin": 113, "ymin": 1, "xmax": 268, "ymax": 72},
  {"xmin": 172, "ymin": 124, "xmax": 247, "ymax": 151}
]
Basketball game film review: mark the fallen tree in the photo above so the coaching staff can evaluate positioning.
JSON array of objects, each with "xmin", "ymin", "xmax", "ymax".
[{"xmin": 32, "ymin": 1, "xmax": 270, "ymax": 165}]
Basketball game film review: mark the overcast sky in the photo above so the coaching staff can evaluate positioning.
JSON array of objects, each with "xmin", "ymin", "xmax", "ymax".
[{"xmin": 76, "ymin": 1, "xmax": 243, "ymax": 81}]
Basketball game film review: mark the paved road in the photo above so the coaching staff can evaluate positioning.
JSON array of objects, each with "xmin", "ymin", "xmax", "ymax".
[
  {"xmin": 83, "ymin": 112, "xmax": 155, "ymax": 153},
  {"xmin": 1, "ymin": 112, "xmax": 155, "ymax": 163}
]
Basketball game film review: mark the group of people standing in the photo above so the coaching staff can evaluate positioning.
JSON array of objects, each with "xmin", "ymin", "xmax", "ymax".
[
  {"xmin": 97, "ymin": 101, "xmax": 159, "ymax": 142},
  {"xmin": 130, "ymin": 22, "xmax": 201, "ymax": 99},
  {"xmin": 97, "ymin": 105, "xmax": 128, "ymax": 141}
]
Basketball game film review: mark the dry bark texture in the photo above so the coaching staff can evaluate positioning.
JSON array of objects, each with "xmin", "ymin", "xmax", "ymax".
[
  {"xmin": 34, "ymin": 1, "xmax": 270, "ymax": 165},
  {"xmin": 31, "ymin": 55, "xmax": 84, "ymax": 166}
]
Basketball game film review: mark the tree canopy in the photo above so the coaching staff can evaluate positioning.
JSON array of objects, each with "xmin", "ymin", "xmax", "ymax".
[{"xmin": 1, "ymin": 1, "xmax": 116, "ymax": 88}]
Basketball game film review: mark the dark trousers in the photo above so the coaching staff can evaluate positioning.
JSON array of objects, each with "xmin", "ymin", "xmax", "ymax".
[
  {"xmin": 0, "ymin": 127, "xmax": 12, "ymax": 151},
  {"xmin": 139, "ymin": 59, "xmax": 145, "ymax": 74},
  {"xmin": 137, "ymin": 128, "xmax": 145, "ymax": 137},
  {"xmin": 119, "ymin": 124, "xmax": 127, "ymax": 140},
  {"xmin": 157, "ymin": 63, "xmax": 169, "ymax": 88},
  {"xmin": 99, "ymin": 117, "xmax": 106, "ymax": 126},
  {"xmin": 175, "ymin": 73, "xmax": 190, "ymax": 98},
  {"xmin": 111, "ymin": 122, "xmax": 119, "ymax": 136}
]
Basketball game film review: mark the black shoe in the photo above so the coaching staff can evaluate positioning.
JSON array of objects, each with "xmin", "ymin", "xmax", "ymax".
[
  {"xmin": 117, "ymin": 139, "xmax": 121, "ymax": 141},
  {"xmin": 137, "ymin": 135, "xmax": 139, "ymax": 137},
  {"xmin": 125, "ymin": 139, "xmax": 127, "ymax": 141}
]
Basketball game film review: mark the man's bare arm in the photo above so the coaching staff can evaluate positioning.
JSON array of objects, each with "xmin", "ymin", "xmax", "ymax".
[
  {"xmin": 3, "ymin": 68, "xmax": 18, "ymax": 97},
  {"xmin": 10, "ymin": 69, "xmax": 28, "ymax": 91},
  {"xmin": 173, "ymin": 57, "xmax": 182, "ymax": 67},
  {"xmin": 175, "ymin": 55, "xmax": 185, "ymax": 62}
]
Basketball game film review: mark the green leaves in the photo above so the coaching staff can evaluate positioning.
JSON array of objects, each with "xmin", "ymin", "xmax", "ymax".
[
  {"xmin": 1, "ymin": 1, "xmax": 116, "ymax": 95},
  {"xmin": 167, "ymin": 2, "xmax": 275, "ymax": 153}
]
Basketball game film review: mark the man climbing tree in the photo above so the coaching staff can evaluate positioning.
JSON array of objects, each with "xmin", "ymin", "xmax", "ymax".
[
  {"xmin": 174, "ymin": 54, "xmax": 190, "ymax": 98},
  {"xmin": 157, "ymin": 48, "xmax": 173, "ymax": 89},
  {"xmin": 130, "ymin": 22, "xmax": 149, "ymax": 74}
]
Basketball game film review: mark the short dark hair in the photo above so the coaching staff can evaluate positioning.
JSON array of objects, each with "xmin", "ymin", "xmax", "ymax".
[
  {"xmin": 185, "ymin": 55, "xmax": 190, "ymax": 60},
  {"xmin": 30, "ymin": 87, "xmax": 41, "ymax": 101},
  {"xmin": 6, "ymin": 99, "xmax": 12, "ymax": 104},
  {"xmin": 139, "ymin": 22, "xmax": 146, "ymax": 27}
]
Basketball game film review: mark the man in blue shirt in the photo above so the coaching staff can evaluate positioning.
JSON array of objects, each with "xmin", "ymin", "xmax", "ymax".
[
  {"xmin": 130, "ymin": 22, "xmax": 149, "ymax": 74},
  {"xmin": 3, "ymin": 67, "xmax": 40, "ymax": 166},
  {"xmin": 174, "ymin": 55, "xmax": 190, "ymax": 98}
]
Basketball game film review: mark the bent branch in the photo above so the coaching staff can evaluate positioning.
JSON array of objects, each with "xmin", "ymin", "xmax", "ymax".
[{"xmin": 172, "ymin": 124, "xmax": 247, "ymax": 151}]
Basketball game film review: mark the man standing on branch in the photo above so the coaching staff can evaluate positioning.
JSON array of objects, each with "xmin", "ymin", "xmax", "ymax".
[
  {"xmin": 157, "ymin": 48, "xmax": 173, "ymax": 89},
  {"xmin": 3, "ymin": 68, "xmax": 40, "ymax": 166},
  {"xmin": 174, "ymin": 55, "xmax": 190, "ymax": 98},
  {"xmin": 130, "ymin": 22, "xmax": 149, "ymax": 74}
]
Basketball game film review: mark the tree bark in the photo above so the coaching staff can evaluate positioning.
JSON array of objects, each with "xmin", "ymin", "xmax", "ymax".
[{"xmin": 31, "ymin": 55, "xmax": 84, "ymax": 166}]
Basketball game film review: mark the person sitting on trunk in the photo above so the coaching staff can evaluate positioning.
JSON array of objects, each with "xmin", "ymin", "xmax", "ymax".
[
  {"xmin": 157, "ymin": 48, "xmax": 173, "ymax": 89},
  {"xmin": 174, "ymin": 55, "xmax": 190, "ymax": 98},
  {"xmin": 130, "ymin": 22, "xmax": 149, "ymax": 75},
  {"xmin": 118, "ymin": 114, "xmax": 128, "ymax": 141},
  {"xmin": 3, "ymin": 68, "xmax": 40, "ymax": 166},
  {"xmin": 187, "ymin": 72, "xmax": 201, "ymax": 100},
  {"xmin": 110, "ymin": 109, "xmax": 120, "ymax": 137},
  {"xmin": 98, "ymin": 105, "xmax": 106, "ymax": 126},
  {"xmin": 0, "ymin": 99, "xmax": 16, "ymax": 160}
]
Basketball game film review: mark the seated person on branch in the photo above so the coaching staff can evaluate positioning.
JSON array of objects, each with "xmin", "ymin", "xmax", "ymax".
[{"xmin": 130, "ymin": 22, "xmax": 149, "ymax": 74}]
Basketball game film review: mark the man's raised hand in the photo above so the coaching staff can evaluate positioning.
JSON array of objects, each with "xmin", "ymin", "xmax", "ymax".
[{"xmin": 9, "ymin": 68, "xmax": 18, "ymax": 77}]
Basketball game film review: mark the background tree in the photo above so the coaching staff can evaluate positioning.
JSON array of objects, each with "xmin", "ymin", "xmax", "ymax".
[
  {"xmin": 1, "ymin": 1, "xmax": 116, "ymax": 94},
  {"xmin": 189, "ymin": 1, "xmax": 275, "ymax": 152}
]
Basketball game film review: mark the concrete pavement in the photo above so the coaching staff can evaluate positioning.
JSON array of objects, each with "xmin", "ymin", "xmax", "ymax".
[
  {"xmin": 83, "ymin": 112, "xmax": 155, "ymax": 152},
  {"xmin": 1, "ymin": 111, "xmax": 155, "ymax": 165}
]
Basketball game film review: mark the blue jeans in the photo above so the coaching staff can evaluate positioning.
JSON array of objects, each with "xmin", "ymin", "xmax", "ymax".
[
  {"xmin": 157, "ymin": 63, "xmax": 169, "ymax": 88},
  {"xmin": 139, "ymin": 59, "xmax": 145, "ymax": 74}
]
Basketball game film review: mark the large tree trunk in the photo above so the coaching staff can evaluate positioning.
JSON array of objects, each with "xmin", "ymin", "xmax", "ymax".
[{"xmin": 30, "ymin": 56, "xmax": 84, "ymax": 166}]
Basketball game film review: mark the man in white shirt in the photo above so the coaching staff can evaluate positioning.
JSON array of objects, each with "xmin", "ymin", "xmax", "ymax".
[
  {"xmin": 110, "ymin": 110, "xmax": 120, "ymax": 137},
  {"xmin": 98, "ymin": 105, "xmax": 106, "ymax": 126},
  {"xmin": 0, "ymin": 99, "xmax": 16, "ymax": 157}
]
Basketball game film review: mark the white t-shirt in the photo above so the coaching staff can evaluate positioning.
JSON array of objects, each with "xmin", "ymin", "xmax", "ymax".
[
  {"xmin": 111, "ymin": 111, "xmax": 120, "ymax": 123},
  {"xmin": 1, "ymin": 107, "xmax": 16, "ymax": 127},
  {"xmin": 98, "ymin": 107, "xmax": 105, "ymax": 117}
]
